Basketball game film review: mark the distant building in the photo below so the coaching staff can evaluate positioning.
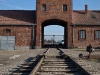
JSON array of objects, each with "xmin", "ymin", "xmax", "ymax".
[{"xmin": 0, "ymin": 0, "xmax": 100, "ymax": 50}]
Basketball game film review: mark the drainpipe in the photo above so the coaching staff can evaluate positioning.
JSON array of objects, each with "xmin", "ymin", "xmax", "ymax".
[
  {"xmin": 72, "ymin": 25, "xmax": 75, "ymax": 47},
  {"xmin": 32, "ymin": 23, "xmax": 36, "ymax": 49}
]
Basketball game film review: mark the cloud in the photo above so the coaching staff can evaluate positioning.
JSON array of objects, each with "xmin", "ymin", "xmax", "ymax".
[{"xmin": 0, "ymin": 0, "xmax": 26, "ymax": 10}]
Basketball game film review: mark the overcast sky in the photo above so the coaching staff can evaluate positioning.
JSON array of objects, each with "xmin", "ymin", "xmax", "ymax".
[{"xmin": 0, "ymin": 0, "xmax": 99, "ymax": 35}]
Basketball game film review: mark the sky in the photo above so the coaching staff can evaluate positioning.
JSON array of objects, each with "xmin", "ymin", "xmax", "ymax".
[
  {"xmin": 0, "ymin": 0, "xmax": 100, "ymax": 10},
  {"xmin": 0, "ymin": 0, "xmax": 100, "ymax": 36}
]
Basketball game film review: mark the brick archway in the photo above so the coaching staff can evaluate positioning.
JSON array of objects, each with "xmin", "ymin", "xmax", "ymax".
[
  {"xmin": 36, "ymin": 0, "xmax": 73, "ymax": 49},
  {"xmin": 36, "ymin": 19, "xmax": 68, "ymax": 48}
]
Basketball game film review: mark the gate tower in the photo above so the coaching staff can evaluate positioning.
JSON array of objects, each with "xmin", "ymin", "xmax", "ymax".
[{"xmin": 36, "ymin": 0, "xmax": 73, "ymax": 48}]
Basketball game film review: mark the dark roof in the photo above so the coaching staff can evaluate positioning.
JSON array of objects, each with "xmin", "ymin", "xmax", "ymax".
[
  {"xmin": 72, "ymin": 10, "xmax": 100, "ymax": 25},
  {"xmin": 0, "ymin": 10, "xmax": 100, "ymax": 26},
  {"xmin": 0, "ymin": 10, "xmax": 36, "ymax": 25}
]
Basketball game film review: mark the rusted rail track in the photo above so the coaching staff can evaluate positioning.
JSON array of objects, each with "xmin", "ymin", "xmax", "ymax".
[
  {"xmin": 11, "ymin": 48, "xmax": 91, "ymax": 75},
  {"xmin": 11, "ymin": 48, "xmax": 49, "ymax": 75}
]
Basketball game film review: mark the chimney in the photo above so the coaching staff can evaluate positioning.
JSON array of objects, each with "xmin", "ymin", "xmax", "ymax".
[{"xmin": 85, "ymin": 5, "xmax": 88, "ymax": 14}]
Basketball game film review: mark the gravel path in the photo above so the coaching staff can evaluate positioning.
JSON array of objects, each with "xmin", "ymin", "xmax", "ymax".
[
  {"xmin": 0, "ymin": 48, "xmax": 100, "ymax": 75},
  {"xmin": 62, "ymin": 49, "xmax": 100, "ymax": 75},
  {"xmin": 0, "ymin": 49, "xmax": 46, "ymax": 75}
]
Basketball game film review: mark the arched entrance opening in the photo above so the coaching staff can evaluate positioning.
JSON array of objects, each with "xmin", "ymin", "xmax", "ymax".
[
  {"xmin": 44, "ymin": 25, "xmax": 64, "ymax": 47},
  {"xmin": 42, "ymin": 19, "xmax": 68, "ymax": 48}
]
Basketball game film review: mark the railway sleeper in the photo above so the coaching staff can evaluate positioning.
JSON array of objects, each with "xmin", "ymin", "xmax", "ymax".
[
  {"xmin": 41, "ymin": 65, "xmax": 76, "ymax": 68},
  {"xmin": 38, "ymin": 68, "xmax": 78, "ymax": 72},
  {"xmin": 41, "ymin": 63, "xmax": 75, "ymax": 66},
  {"xmin": 35, "ymin": 72, "xmax": 83, "ymax": 75},
  {"xmin": 11, "ymin": 73, "xmax": 30, "ymax": 75},
  {"xmin": 43, "ymin": 61, "xmax": 72, "ymax": 64},
  {"xmin": 43, "ymin": 59, "xmax": 70, "ymax": 62}
]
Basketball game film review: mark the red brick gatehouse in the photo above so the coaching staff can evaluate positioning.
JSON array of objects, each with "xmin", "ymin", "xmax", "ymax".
[{"xmin": 0, "ymin": 0, "xmax": 100, "ymax": 50}]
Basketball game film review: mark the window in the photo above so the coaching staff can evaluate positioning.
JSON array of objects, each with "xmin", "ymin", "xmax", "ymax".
[
  {"xmin": 95, "ymin": 30, "xmax": 100, "ymax": 39},
  {"xmin": 42, "ymin": 5, "xmax": 46, "ymax": 11},
  {"xmin": 6, "ymin": 29, "xmax": 11, "ymax": 33},
  {"xmin": 3, "ymin": 29, "xmax": 11, "ymax": 33},
  {"xmin": 63, "ymin": 5, "xmax": 67, "ymax": 11},
  {"xmin": 91, "ymin": 14, "xmax": 96, "ymax": 18},
  {"xmin": 79, "ymin": 30, "xmax": 86, "ymax": 39}
]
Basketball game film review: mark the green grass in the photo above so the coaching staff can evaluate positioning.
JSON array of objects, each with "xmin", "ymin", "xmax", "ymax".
[{"xmin": 90, "ymin": 59, "xmax": 100, "ymax": 62}]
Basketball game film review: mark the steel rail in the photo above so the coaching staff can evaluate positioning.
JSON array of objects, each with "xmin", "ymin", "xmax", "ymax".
[
  {"xmin": 58, "ymin": 48, "xmax": 91, "ymax": 75},
  {"xmin": 29, "ymin": 48, "xmax": 50, "ymax": 75},
  {"xmin": 20, "ymin": 47, "xmax": 91, "ymax": 75}
]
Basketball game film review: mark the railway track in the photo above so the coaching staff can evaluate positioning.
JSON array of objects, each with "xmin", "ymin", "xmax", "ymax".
[
  {"xmin": 11, "ymin": 48, "xmax": 49, "ymax": 75},
  {"xmin": 11, "ymin": 48, "xmax": 90, "ymax": 75}
]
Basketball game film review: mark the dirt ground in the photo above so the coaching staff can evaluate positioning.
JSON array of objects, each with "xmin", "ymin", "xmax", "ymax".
[{"xmin": 0, "ymin": 49, "xmax": 100, "ymax": 74}]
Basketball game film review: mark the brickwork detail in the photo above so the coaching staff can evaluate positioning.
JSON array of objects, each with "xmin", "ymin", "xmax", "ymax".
[
  {"xmin": 36, "ymin": 0, "xmax": 73, "ymax": 48},
  {"xmin": 73, "ymin": 26, "xmax": 100, "ymax": 48},
  {"xmin": 0, "ymin": 26, "xmax": 33, "ymax": 46}
]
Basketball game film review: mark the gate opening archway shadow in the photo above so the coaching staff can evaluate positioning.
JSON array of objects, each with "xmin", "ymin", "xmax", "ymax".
[{"xmin": 42, "ymin": 19, "xmax": 68, "ymax": 48}]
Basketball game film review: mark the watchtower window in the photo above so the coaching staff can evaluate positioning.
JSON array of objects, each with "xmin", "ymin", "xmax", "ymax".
[
  {"xmin": 63, "ymin": 5, "xmax": 67, "ymax": 11},
  {"xmin": 42, "ymin": 5, "xmax": 46, "ymax": 11}
]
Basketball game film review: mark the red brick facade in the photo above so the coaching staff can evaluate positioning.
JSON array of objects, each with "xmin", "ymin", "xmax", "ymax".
[
  {"xmin": 36, "ymin": 0, "xmax": 73, "ymax": 48},
  {"xmin": 73, "ymin": 25, "xmax": 100, "ymax": 48},
  {"xmin": 0, "ymin": 0, "xmax": 100, "ymax": 49},
  {"xmin": 0, "ymin": 10, "xmax": 35, "ymax": 50},
  {"xmin": 0, "ymin": 25, "xmax": 33, "ymax": 49},
  {"xmin": 72, "ymin": 10, "xmax": 100, "ymax": 48}
]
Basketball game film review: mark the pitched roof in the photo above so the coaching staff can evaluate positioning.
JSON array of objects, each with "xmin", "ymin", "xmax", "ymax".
[
  {"xmin": 72, "ymin": 10, "xmax": 100, "ymax": 25},
  {"xmin": 0, "ymin": 10, "xmax": 100, "ymax": 26},
  {"xmin": 0, "ymin": 10, "xmax": 36, "ymax": 25}
]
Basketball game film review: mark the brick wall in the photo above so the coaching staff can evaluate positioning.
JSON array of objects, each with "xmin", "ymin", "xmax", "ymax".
[
  {"xmin": 0, "ymin": 25, "xmax": 33, "ymax": 48},
  {"xmin": 73, "ymin": 25, "xmax": 100, "ymax": 48},
  {"xmin": 36, "ymin": 0, "xmax": 73, "ymax": 48}
]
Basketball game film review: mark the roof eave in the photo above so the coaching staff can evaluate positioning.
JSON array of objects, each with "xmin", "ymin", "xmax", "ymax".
[
  {"xmin": 72, "ymin": 23, "xmax": 100, "ymax": 26},
  {"xmin": 0, "ymin": 23, "xmax": 36, "ymax": 25}
]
